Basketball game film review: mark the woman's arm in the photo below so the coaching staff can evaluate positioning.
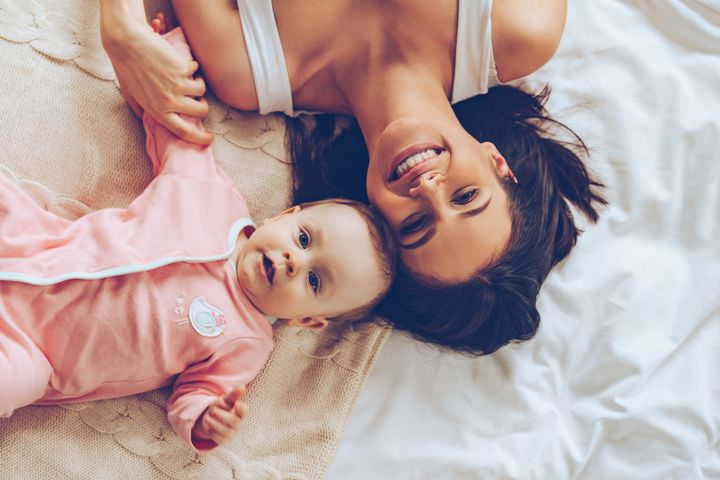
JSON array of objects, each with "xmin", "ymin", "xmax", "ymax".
[
  {"xmin": 99, "ymin": 0, "xmax": 212, "ymax": 144},
  {"xmin": 491, "ymin": 0, "xmax": 567, "ymax": 82}
]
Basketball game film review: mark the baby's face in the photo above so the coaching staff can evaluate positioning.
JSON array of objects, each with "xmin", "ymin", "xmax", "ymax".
[{"xmin": 235, "ymin": 203, "xmax": 387, "ymax": 320}]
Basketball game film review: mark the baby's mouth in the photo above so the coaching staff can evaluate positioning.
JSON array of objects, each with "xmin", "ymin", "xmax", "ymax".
[{"xmin": 262, "ymin": 254, "xmax": 275, "ymax": 285}]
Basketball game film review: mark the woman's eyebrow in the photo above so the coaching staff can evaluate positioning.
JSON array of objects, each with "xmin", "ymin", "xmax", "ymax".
[
  {"xmin": 460, "ymin": 196, "xmax": 492, "ymax": 219},
  {"xmin": 400, "ymin": 227, "xmax": 437, "ymax": 250}
]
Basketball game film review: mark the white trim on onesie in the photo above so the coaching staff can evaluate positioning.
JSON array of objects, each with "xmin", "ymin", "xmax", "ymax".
[{"xmin": 0, "ymin": 218, "xmax": 256, "ymax": 286}]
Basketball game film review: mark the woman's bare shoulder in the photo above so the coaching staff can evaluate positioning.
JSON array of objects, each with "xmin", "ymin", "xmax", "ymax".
[
  {"xmin": 491, "ymin": 0, "xmax": 567, "ymax": 82},
  {"xmin": 172, "ymin": 0, "xmax": 259, "ymax": 110}
]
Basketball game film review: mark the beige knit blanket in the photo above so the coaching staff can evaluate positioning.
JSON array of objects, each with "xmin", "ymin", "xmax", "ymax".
[{"xmin": 0, "ymin": 1, "xmax": 389, "ymax": 479}]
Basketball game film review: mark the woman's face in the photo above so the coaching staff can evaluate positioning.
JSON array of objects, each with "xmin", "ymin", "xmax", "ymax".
[{"xmin": 366, "ymin": 117, "xmax": 513, "ymax": 283}]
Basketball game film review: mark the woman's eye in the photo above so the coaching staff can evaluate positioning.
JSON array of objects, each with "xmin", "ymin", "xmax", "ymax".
[
  {"xmin": 299, "ymin": 229, "xmax": 310, "ymax": 248},
  {"xmin": 308, "ymin": 271, "xmax": 320, "ymax": 293},
  {"xmin": 400, "ymin": 214, "xmax": 428, "ymax": 235},
  {"xmin": 453, "ymin": 188, "xmax": 479, "ymax": 205}
]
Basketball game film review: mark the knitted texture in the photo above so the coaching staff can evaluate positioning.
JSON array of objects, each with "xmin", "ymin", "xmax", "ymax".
[{"xmin": 0, "ymin": 1, "xmax": 390, "ymax": 479}]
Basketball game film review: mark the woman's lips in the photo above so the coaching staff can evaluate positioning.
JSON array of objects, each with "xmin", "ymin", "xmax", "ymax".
[
  {"xmin": 386, "ymin": 149, "xmax": 449, "ymax": 196},
  {"xmin": 388, "ymin": 143, "xmax": 444, "ymax": 182}
]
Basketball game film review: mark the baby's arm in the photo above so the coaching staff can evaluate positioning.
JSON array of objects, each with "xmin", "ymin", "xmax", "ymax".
[
  {"xmin": 141, "ymin": 28, "xmax": 218, "ymax": 180},
  {"xmin": 191, "ymin": 386, "xmax": 248, "ymax": 448},
  {"xmin": 167, "ymin": 337, "xmax": 273, "ymax": 452},
  {"xmin": 143, "ymin": 110, "xmax": 217, "ymax": 180}
]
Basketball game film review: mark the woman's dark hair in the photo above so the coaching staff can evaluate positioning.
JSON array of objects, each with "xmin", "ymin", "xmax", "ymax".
[{"xmin": 286, "ymin": 85, "xmax": 607, "ymax": 355}]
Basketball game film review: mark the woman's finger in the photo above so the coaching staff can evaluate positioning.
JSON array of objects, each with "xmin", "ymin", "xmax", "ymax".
[
  {"xmin": 163, "ymin": 113, "xmax": 213, "ymax": 145},
  {"xmin": 103, "ymin": 20, "xmax": 212, "ymax": 144},
  {"xmin": 177, "ymin": 96, "xmax": 210, "ymax": 118},
  {"xmin": 186, "ymin": 60, "xmax": 200, "ymax": 77},
  {"xmin": 184, "ymin": 76, "xmax": 206, "ymax": 98}
]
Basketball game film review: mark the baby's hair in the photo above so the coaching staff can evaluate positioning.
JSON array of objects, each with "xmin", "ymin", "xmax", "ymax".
[{"xmin": 296, "ymin": 198, "xmax": 397, "ymax": 322}]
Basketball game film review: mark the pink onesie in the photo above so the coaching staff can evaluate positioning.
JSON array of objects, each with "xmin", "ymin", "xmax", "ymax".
[{"xmin": 0, "ymin": 28, "xmax": 274, "ymax": 452}]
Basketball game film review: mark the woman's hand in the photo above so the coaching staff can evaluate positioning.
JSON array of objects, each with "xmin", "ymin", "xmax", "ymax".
[
  {"xmin": 191, "ymin": 386, "xmax": 248, "ymax": 448},
  {"xmin": 99, "ymin": 0, "xmax": 213, "ymax": 144}
]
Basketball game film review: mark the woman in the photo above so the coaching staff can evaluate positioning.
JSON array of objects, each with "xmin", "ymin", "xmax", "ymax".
[{"xmin": 99, "ymin": 0, "xmax": 606, "ymax": 354}]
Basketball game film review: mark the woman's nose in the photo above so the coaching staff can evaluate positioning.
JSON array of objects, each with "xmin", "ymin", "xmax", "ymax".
[{"xmin": 409, "ymin": 172, "xmax": 442, "ymax": 198}]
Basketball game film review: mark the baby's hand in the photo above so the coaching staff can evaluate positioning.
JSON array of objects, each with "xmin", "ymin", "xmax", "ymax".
[
  {"xmin": 150, "ymin": 12, "xmax": 170, "ymax": 35},
  {"xmin": 192, "ymin": 386, "xmax": 248, "ymax": 448}
]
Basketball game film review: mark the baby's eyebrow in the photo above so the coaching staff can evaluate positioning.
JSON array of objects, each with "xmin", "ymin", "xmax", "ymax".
[
  {"xmin": 306, "ymin": 217, "xmax": 323, "ymax": 245},
  {"xmin": 318, "ymin": 264, "xmax": 335, "ymax": 297},
  {"xmin": 305, "ymin": 217, "xmax": 335, "ymax": 295}
]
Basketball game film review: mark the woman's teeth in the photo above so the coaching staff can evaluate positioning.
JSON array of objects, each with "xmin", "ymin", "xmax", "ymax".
[{"xmin": 396, "ymin": 148, "xmax": 440, "ymax": 177}]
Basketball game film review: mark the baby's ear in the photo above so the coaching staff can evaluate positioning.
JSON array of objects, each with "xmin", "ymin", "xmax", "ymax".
[
  {"xmin": 262, "ymin": 205, "xmax": 302, "ymax": 225},
  {"xmin": 287, "ymin": 317, "xmax": 328, "ymax": 330}
]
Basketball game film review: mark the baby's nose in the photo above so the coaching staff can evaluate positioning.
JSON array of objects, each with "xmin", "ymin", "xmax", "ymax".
[{"xmin": 282, "ymin": 251, "xmax": 299, "ymax": 277}]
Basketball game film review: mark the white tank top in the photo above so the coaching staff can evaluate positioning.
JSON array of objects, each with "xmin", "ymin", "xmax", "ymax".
[
  {"xmin": 451, "ymin": 0, "xmax": 501, "ymax": 103},
  {"xmin": 237, "ymin": 0, "xmax": 499, "ymax": 115}
]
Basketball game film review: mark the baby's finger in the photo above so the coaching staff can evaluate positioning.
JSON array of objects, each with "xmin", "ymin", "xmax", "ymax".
[
  {"xmin": 234, "ymin": 400, "xmax": 248, "ymax": 419},
  {"xmin": 209, "ymin": 405, "xmax": 241, "ymax": 429},
  {"xmin": 150, "ymin": 13, "xmax": 166, "ymax": 33},
  {"xmin": 203, "ymin": 411, "xmax": 231, "ymax": 439},
  {"xmin": 222, "ymin": 386, "xmax": 247, "ymax": 408},
  {"xmin": 209, "ymin": 429, "xmax": 234, "ymax": 447}
]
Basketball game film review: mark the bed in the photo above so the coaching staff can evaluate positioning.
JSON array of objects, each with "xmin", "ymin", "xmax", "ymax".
[
  {"xmin": 329, "ymin": 1, "xmax": 720, "ymax": 478},
  {"xmin": 1, "ymin": 0, "xmax": 718, "ymax": 479}
]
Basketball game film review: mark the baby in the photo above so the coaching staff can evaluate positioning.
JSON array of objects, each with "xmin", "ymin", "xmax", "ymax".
[{"xmin": 0, "ymin": 28, "xmax": 395, "ymax": 452}]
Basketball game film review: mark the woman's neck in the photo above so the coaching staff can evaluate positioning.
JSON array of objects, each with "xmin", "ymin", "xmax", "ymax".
[
  {"xmin": 279, "ymin": 0, "xmax": 459, "ymax": 154},
  {"xmin": 342, "ymin": 64, "xmax": 457, "ymax": 158},
  {"xmin": 326, "ymin": 0, "xmax": 458, "ymax": 157}
]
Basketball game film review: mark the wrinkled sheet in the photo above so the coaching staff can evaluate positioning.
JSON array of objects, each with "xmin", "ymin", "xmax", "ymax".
[{"xmin": 329, "ymin": 1, "xmax": 720, "ymax": 478}]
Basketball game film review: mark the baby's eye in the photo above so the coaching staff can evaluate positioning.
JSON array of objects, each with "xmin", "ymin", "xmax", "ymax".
[
  {"xmin": 452, "ymin": 188, "xmax": 479, "ymax": 205},
  {"xmin": 299, "ymin": 229, "xmax": 310, "ymax": 249},
  {"xmin": 308, "ymin": 271, "xmax": 320, "ymax": 294}
]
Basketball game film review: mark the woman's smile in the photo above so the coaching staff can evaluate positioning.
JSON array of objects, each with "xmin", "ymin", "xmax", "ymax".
[{"xmin": 388, "ymin": 144, "xmax": 445, "ymax": 182}]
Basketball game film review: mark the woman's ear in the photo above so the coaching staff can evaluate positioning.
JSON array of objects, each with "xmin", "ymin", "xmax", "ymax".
[
  {"xmin": 287, "ymin": 316, "xmax": 328, "ymax": 329},
  {"xmin": 262, "ymin": 204, "xmax": 302, "ymax": 225},
  {"xmin": 486, "ymin": 143, "xmax": 516, "ymax": 182}
]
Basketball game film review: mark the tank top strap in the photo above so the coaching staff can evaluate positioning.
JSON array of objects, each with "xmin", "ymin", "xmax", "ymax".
[
  {"xmin": 237, "ymin": 0, "xmax": 294, "ymax": 115},
  {"xmin": 451, "ymin": 0, "xmax": 500, "ymax": 104}
]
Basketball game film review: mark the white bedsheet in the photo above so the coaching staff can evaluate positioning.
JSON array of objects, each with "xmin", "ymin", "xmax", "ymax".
[{"xmin": 328, "ymin": 1, "xmax": 720, "ymax": 478}]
